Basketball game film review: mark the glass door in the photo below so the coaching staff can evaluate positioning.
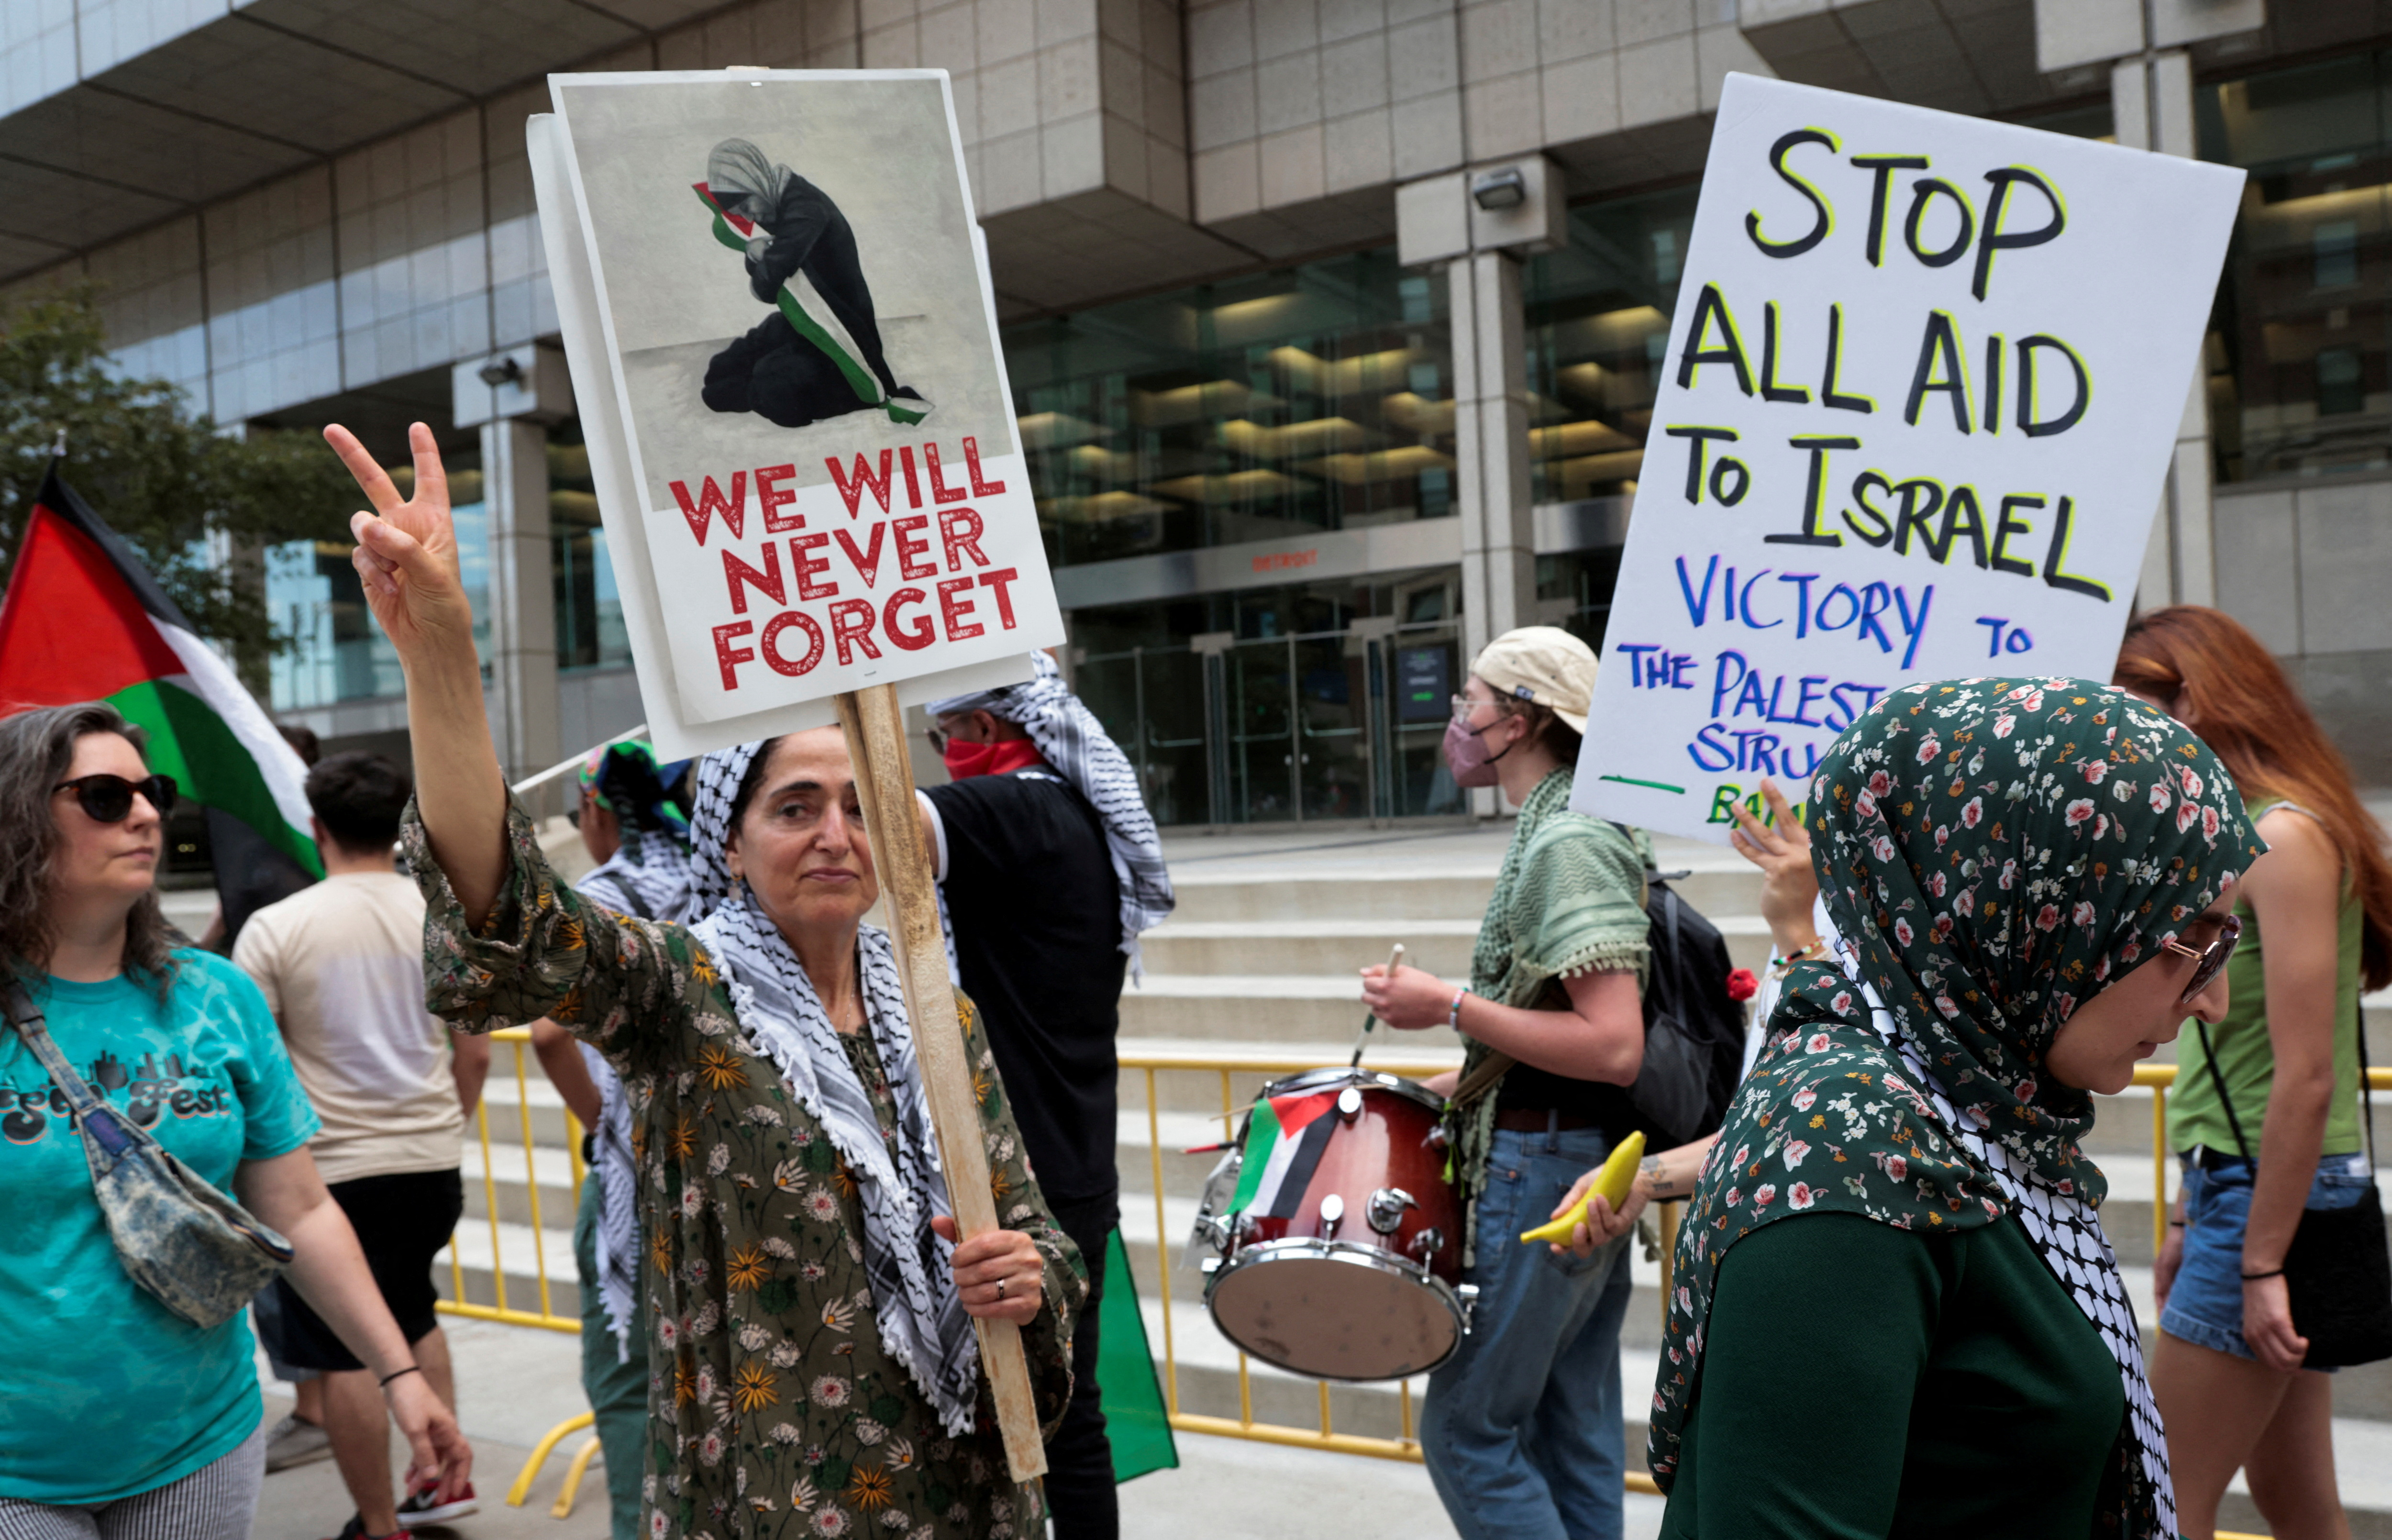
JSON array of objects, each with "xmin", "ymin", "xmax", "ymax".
[{"xmin": 1225, "ymin": 638, "xmax": 1297, "ymax": 822}]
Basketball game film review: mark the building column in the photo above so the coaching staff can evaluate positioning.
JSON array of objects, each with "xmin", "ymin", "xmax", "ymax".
[
  {"xmin": 481, "ymin": 417, "xmax": 561, "ymax": 798},
  {"xmin": 2114, "ymin": 47, "xmax": 2218, "ymax": 609},
  {"xmin": 1451, "ymin": 249, "xmax": 1536, "ymax": 670}
]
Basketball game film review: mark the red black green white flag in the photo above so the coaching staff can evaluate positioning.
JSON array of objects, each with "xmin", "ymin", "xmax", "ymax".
[
  {"xmin": 0, "ymin": 465, "xmax": 319, "ymax": 877},
  {"xmin": 1226, "ymin": 1088, "xmax": 1343, "ymax": 1219}
]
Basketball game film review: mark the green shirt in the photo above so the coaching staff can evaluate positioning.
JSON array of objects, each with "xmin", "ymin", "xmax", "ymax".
[
  {"xmin": 1661, "ymin": 1213, "xmax": 2123, "ymax": 1540},
  {"xmin": 2169, "ymin": 802, "xmax": 2367, "ymax": 1159}
]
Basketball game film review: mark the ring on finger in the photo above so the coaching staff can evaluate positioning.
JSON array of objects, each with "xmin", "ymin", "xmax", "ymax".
[{"xmin": 995, "ymin": 1276, "xmax": 1008, "ymax": 1301}]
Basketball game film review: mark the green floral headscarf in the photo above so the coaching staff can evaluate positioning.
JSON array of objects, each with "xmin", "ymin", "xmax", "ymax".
[{"xmin": 1648, "ymin": 677, "xmax": 2266, "ymax": 1540}]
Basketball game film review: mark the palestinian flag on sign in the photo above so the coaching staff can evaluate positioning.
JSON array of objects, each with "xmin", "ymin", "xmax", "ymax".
[
  {"xmin": 1227, "ymin": 1086, "xmax": 1344, "ymax": 1219},
  {"xmin": 690, "ymin": 180, "xmax": 930, "ymax": 427},
  {"xmin": 0, "ymin": 465, "xmax": 319, "ymax": 879}
]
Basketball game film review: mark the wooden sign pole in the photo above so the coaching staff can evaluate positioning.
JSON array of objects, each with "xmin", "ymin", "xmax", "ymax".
[{"xmin": 834, "ymin": 683, "xmax": 1048, "ymax": 1484}]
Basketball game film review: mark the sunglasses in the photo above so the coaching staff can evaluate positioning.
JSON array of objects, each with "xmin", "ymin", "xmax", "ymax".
[
  {"xmin": 2160, "ymin": 912, "xmax": 2241, "ymax": 1005},
  {"xmin": 55, "ymin": 773, "xmax": 178, "ymax": 823}
]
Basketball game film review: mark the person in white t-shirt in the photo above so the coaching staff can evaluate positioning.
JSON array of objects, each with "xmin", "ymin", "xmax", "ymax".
[{"xmin": 234, "ymin": 753, "xmax": 490, "ymax": 1540}]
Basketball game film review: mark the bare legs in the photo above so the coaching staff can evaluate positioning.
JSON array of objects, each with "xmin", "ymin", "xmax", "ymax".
[
  {"xmin": 2150, "ymin": 1329, "xmax": 2348, "ymax": 1540},
  {"xmin": 322, "ymin": 1328, "xmax": 460, "ymax": 1535}
]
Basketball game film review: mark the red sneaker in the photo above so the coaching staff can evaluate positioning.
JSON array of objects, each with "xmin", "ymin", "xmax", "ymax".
[{"xmin": 393, "ymin": 1480, "xmax": 479, "ymax": 1528}]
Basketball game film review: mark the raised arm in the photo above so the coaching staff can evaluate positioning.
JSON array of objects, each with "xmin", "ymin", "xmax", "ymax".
[{"xmin": 325, "ymin": 421, "xmax": 508, "ymax": 925}]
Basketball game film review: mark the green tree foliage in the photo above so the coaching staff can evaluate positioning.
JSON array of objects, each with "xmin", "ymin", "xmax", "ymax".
[{"xmin": 0, "ymin": 285, "xmax": 356, "ymax": 690}]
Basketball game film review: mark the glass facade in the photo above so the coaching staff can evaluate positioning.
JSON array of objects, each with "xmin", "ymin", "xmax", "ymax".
[
  {"xmin": 267, "ymin": 454, "xmax": 486, "ymax": 711},
  {"xmin": 1002, "ymin": 248, "xmax": 1455, "ymax": 570},
  {"xmin": 2200, "ymin": 53, "xmax": 2392, "ymax": 480},
  {"xmin": 1070, "ymin": 569, "xmax": 1463, "ymax": 825},
  {"xmin": 1523, "ymin": 187, "xmax": 1701, "ymax": 509},
  {"xmin": 550, "ymin": 424, "xmax": 632, "ymax": 672}
]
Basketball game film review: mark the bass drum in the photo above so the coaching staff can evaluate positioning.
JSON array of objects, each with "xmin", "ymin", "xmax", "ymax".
[{"xmin": 1197, "ymin": 1067, "xmax": 1473, "ymax": 1381}]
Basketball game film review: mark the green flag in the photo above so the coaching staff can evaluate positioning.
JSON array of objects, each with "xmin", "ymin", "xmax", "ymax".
[{"xmin": 1098, "ymin": 1229, "xmax": 1178, "ymax": 1482}]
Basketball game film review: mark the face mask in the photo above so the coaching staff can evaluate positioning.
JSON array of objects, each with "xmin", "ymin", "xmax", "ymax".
[
  {"xmin": 1442, "ymin": 713, "xmax": 1515, "ymax": 788},
  {"xmin": 941, "ymin": 737, "xmax": 1041, "ymax": 780}
]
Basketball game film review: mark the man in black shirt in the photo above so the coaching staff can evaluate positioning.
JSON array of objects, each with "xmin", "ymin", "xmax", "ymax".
[{"xmin": 917, "ymin": 654, "xmax": 1175, "ymax": 1540}]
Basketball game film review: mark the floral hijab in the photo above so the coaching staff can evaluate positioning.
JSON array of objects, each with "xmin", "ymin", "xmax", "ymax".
[{"xmin": 1648, "ymin": 678, "xmax": 2266, "ymax": 1540}]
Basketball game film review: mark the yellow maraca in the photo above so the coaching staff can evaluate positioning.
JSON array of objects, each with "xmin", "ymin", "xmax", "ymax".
[{"xmin": 1519, "ymin": 1130, "xmax": 1646, "ymax": 1245}]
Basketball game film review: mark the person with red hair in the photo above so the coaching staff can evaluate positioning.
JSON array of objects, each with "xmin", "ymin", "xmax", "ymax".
[{"xmin": 2116, "ymin": 605, "xmax": 2392, "ymax": 1540}]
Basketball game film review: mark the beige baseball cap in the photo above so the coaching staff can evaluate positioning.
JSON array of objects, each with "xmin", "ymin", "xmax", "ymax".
[{"xmin": 1471, "ymin": 625, "xmax": 1597, "ymax": 734}]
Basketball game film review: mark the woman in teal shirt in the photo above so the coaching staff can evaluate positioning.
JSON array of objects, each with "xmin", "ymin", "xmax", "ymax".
[
  {"xmin": 1638, "ymin": 678, "xmax": 2264, "ymax": 1540},
  {"xmin": 0, "ymin": 703, "xmax": 470, "ymax": 1539}
]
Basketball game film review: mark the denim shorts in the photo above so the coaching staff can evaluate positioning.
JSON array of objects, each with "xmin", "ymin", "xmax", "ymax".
[{"xmin": 2159, "ymin": 1150, "xmax": 2379, "ymax": 1364}]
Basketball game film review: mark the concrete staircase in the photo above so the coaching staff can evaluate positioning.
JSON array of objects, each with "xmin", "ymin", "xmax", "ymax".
[{"xmin": 448, "ymin": 818, "xmax": 2392, "ymax": 1534}]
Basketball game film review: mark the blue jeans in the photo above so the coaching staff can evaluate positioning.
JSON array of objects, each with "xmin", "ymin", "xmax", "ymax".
[
  {"xmin": 1423, "ymin": 1126, "xmax": 1634, "ymax": 1540},
  {"xmin": 2160, "ymin": 1150, "xmax": 2377, "ymax": 1364}
]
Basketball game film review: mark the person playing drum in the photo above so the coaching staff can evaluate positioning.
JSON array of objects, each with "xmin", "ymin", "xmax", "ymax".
[{"xmin": 1360, "ymin": 627, "xmax": 1651, "ymax": 1540}]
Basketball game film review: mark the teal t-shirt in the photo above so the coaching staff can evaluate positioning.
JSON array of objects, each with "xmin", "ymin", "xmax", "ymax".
[{"xmin": 0, "ymin": 950, "xmax": 319, "ymax": 1504}]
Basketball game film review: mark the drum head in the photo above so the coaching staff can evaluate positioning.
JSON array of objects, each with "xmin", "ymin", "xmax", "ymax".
[{"xmin": 1208, "ymin": 1246, "xmax": 1460, "ymax": 1381}]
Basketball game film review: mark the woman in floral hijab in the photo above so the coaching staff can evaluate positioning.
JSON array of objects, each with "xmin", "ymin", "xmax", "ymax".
[{"xmin": 1648, "ymin": 678, "xmax": 2265, "ymax": 1540}]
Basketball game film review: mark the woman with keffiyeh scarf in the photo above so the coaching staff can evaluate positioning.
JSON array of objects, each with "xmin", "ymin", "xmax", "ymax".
[
  {"xmin": 325, "ymin": 421, "xmax": 1085, "ymax": 1540},
  {"xmin": 1646, "ymin": 677, "xmax": 2265, "ymax": 1540}
]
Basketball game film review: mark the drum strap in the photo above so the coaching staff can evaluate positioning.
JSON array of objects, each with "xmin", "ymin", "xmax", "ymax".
[{"xmin": 1448, "ymin": 1051, "xmax": 1515, "ymax": 1108}]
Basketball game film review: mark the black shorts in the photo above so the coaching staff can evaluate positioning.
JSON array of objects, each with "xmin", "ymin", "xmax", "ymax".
[{"xmin": 272, "ymin": 1167, "xmax": 465, "ymax": 1372}]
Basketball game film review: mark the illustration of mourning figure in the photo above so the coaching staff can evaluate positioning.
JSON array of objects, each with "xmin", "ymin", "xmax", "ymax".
[{"xmin": 694, "ymin": 138, "xmax": 932, "ymax": 429}]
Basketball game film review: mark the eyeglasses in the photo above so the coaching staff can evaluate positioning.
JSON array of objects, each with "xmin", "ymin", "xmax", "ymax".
[
  {"xmin": 2161, "ymin": 912, "xmax": 2241, "ymax": 1005},
  {"xmin": 1449, "ymin": 694, "xmax": 1498, "ymax": 724},
  {"xmin": 55, "ymin": 773, "xmax": 177, "ymax": 823}
]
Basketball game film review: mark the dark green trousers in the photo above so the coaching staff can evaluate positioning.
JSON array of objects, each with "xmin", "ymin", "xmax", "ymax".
[{"xmin": 574, "ymin": 1175, "xmax": 650, "ymax": 1540}]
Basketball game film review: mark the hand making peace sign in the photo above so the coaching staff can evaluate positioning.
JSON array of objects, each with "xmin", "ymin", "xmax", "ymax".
[{"xmin": 322, "ymin": 421, "xmax": 474, "ymax": 666}]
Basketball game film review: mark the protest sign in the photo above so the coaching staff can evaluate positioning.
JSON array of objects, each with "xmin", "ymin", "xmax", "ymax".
[
  {"xmin": 529, "ymin": 71, "xmax": 1058, "ymax": 1481},
  {"xmin": 1572, "ymin": 73, "xmax": 2244, "ymax": 842},
  {"xmin": 529, "ymin": 70, "xmax": 1059, "ymax": 761}
]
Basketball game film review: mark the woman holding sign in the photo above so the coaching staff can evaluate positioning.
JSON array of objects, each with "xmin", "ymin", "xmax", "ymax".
[
  {"xmin": 2117, "ymin": 607, "xmax": 2392, "ymax": 1540},
  {"xmin": 1645, "ymin": 679, "xmax": 2262, "ymax": 1540},
  {"xmin": 325, "ymin": 421, "xmax": 1084, "ymax": 1540}
]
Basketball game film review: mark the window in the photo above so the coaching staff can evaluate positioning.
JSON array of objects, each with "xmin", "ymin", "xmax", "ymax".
[
  {"xmin": 1000, "ymin": 248, "xmax": 1456, "ymax": 569},
  {"xmin": 2200, "ymin": 55, "xmax": 2392, "ymax": 478},
  {"xmin": 550, "ymin": 423, "xmax": 631, "ymax": 671}
]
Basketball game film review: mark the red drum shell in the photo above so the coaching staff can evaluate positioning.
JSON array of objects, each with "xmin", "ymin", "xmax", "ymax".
[{"xmin": 1205, "ymin": 1069, "xmax": 1466, "ymax": 1381}]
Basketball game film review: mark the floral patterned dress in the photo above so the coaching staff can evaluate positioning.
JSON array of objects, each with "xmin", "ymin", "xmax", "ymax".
[{"xmin": 405, "ymin": 803, "xmax": 1084, "ymax": 1540}]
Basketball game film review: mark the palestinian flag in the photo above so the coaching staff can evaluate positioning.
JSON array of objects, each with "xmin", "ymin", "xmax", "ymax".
[
  {"xmin": 1227, "ymin": 1086, "xmax": 1344, "ymax": 1219},
  {"xmin": 0, "ymin": 465, "xmax": 319, "ymax": 878},
  {"xmin": 690, "ymin": 181, "xmax": 930, "ymax": 427}
]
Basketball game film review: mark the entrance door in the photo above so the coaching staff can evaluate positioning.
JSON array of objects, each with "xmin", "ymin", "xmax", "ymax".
[
  {"xmin": 1293, "ymin": 632, "xmax": 1369, "ymax": 820},
  {"xmin": 1223, "ymin": 637, "xmax": 1297, "ymax": 822}
]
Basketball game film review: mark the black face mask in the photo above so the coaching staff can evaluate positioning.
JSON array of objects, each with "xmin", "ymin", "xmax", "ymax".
[{"xmin": 55, "ymin": 773, "xmax": 178, "ymax": 823}]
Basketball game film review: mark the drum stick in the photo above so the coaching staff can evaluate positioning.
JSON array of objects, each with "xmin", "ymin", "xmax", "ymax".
[{"xmin": 1353, "ymin": 944, "xmax": 1404, "ymax": 1067}]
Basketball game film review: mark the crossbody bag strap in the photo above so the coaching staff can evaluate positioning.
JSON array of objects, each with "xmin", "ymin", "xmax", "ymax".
[
  {"xmin": 2, "ymin": 979, "xmax": 113, "ymax": 1123},
  {"xmin": 2358, "ymin": 994, "xmax": 2377, "ymax": 1172},
  {"xmin": 1449, "ymin": 1050, "xmax": 1516, "ymax": 1107},
  {"xmin": 2194, "ymin": 1015, "xmax": 2256, "ymax": 1162}
]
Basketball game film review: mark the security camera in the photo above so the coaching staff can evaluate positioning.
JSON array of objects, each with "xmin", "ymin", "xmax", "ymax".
[
  {"xmin": 1471, "ymin": 168, "xmax": 1528, "ymax": 211},
  {"xmin": 477, "ymin": 356, "xmax": 523, "ymax": 388}
]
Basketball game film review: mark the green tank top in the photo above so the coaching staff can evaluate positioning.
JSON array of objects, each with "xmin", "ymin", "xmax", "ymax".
[{"xmin": 2169, "ymin": 801, "xmax": 2368, "ymax": 1159}]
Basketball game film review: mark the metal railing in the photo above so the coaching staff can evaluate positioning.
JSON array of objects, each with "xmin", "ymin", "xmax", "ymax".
[{"xmin": 441, "ymin": 1035, "xmax": 2386, "ymax": 1528}]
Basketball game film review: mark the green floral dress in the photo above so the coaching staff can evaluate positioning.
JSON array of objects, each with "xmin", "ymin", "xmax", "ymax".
[{"xmin": 405, "ymin": 803, "xmax": 1084, "ymax": 1540}]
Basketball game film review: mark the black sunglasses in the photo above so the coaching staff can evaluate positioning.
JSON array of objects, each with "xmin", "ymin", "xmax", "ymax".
[
  {"xmin": 2161, "ymin": 912, "xmax": 2241, "ymax": 1005},
  {"xmin": 55, "ymin": 773, "xmax": 178, "ymax": 823}
]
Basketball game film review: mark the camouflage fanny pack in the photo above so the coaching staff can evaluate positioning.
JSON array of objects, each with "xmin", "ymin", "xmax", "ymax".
[{"xmin": 4, "ymin": 979, "xmax": 292, "ymax": 1329}]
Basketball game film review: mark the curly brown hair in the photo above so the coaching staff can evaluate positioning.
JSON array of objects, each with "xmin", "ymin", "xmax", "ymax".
[{"xmin": 0, "ymin": 702, "xmax": 180, "ymax": 994}]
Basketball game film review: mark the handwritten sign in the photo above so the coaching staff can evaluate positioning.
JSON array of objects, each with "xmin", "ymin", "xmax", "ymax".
[
  {"xmin": 1572, "ymin": 74, "xmax": 2243, "ymax": 842},
  {"xmin": 529, "ymin": 71, "xmax": 1059, "ymax": 758}
]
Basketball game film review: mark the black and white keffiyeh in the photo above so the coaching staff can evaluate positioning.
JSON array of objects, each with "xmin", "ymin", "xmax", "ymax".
[
  {"xmin": 576, "ymin": 830, "xmax": 700, "ymax": 1362},
  {"xmin": 926, "ymin": 651, "xmax": 1174, "ymax": 963},
  {"xmin": 685, "ymin": 741, "xmax": 982, "ymax": 1436}
]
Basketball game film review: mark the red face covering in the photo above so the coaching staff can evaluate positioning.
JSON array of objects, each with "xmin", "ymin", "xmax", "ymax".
[{"xmin": 941, "ymin": 736, "xmax": 1043, "ymax": 780}]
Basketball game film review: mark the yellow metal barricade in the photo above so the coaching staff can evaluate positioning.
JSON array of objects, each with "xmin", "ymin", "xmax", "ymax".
[{"xmin": 442, "ymin": 1032, "xmax": 2383, "ymax": 1528}]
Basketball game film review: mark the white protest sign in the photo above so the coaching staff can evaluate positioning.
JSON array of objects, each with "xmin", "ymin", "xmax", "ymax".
[
  {"xmin": 530, "ymin": 71, "xmax": 1059, "ymax": 759},
  {"xmin": 1571, "ymin": 74, "xmax": 2244, "ymax": 842}
]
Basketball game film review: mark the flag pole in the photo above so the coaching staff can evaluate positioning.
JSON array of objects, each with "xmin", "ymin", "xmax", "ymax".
[{"xmin": 508, "ymin": 723, "xmax": 650, "ymax": 798}]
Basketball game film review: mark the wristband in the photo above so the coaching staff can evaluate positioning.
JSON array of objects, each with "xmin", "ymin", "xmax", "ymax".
[
  {"xmin": 380, "ymin": 1364, "xmax": 423, "ymax": 1389},
  {"xmin": 1447, "ymin": 988, "xmax": 1469, "ymax": 1030},
  {"xmin": 2239, "ymin": 1266, "xmax": 2284, "ymax": 1282},
  {"xmin": 2168, "ymin": 1219, "xmax": 2186, "ymax": 1228}
]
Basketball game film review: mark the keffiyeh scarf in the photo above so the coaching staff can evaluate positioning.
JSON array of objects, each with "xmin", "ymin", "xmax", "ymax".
[
  {"xmin": 686, "ymin": 742, "xmax": 982, "ymax": 1436},
  {"xmin": 1649, "ymin": 678, "xmax": 2266, "ymax": 1540},
  {"xmin": 927, "ymin": 651, "xmax": 1174, "ymax": 961}
]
